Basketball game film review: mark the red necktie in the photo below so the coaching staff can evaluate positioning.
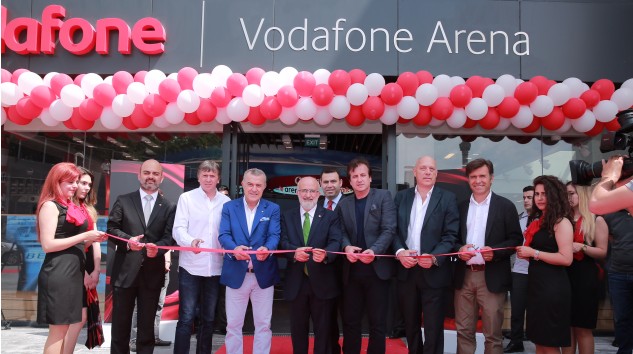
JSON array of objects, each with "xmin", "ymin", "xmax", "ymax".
[{"xmin": 327, "ymin": 200, "xmax": 334, "ymax": 210}]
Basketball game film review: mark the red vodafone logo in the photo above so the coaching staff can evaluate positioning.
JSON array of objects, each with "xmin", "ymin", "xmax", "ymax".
[{"xmin": 1, "ymin": 5, "xmax": 166, "ymax": 55}]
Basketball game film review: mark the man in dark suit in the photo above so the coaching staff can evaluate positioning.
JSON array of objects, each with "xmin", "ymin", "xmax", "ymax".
[
  {"xmin": 280, "ymin": 176, "xmax": 342, "ymax": 354},
  {"xmin": 453, "ymin": 159, "xmax": 523, "ymax": 354},
  {"xmin": 107, "ymin": 159, "xmax": 176, "ymax": 354},
  {"xmin": 218, "ymin": 168, "xmax": 280, "ymax": 354},
  {"xmin": 392, "ymin": 156, "xmax": 459, "ymax": 354},
  {"xmin": 338, "ymin": 157, "xmax": 396, "ymax": 354}
]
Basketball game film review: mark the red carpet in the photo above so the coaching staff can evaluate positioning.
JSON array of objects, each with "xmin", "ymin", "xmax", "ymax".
[{"xmin": 215, "ymin": 335, "xmax": 408, "ymax": 354}]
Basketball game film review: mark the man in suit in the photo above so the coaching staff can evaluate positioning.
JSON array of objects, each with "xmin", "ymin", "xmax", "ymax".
[
  {"xmin": 281, "ymin": 176, "xmax": 342, "ymax": 354},
  {"xmin": 338, "ymin": 157, "xmax": 396, "ymax": 354},
  {"xmin": 392, "ymin": 156, "xmax": 459, "ymax": 354},
  {"xmin": 453, "ymin": 159, "xmax": 523, "ymax": 354},
  {"xmin": 218, "ymin": 168, "xmax": 280, "ymax": 354},
  {"xmin": 107, "ymin": 159, "xmax": 176, "ymax": 354}
]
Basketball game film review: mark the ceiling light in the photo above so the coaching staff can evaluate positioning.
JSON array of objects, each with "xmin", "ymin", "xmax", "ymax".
[{"xmin": 444, "ymin": 153, "xmax": 455, "ymax": 159}]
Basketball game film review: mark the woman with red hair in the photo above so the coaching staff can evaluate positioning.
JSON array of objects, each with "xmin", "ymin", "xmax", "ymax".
[{"xmin": 36, "ymin": 162, "xmax": 105, "ymax": 354}]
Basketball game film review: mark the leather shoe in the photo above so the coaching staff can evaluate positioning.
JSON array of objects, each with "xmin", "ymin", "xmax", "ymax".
[
  {"xmin": 504, "ymin": 342, "xmax": 524, "ymax": 353},
  {"xmin": 388, "ymin": 329, "xmax": 406, "ymax": 339},
  {"xmin": 155, "ymin": 338, "xmax": 172, "ymax": 346}
]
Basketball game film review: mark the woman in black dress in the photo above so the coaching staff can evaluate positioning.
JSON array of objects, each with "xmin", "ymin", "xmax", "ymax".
[
  {"xmin": 516, "ymin": 175, "xmax": 574, "ymax": 354},
  {"xmin": 563, "ymin": 183, "xmax": 608, "ymax": 354},
  {"xmin": 36, "ymin": 162, "xmax": 104, "ymax": 354}
]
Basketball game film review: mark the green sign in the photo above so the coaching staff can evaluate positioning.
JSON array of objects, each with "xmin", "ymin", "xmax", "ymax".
[{"xmin": 305, "ymin": 138, "xmax": 320, "ymax": 147}]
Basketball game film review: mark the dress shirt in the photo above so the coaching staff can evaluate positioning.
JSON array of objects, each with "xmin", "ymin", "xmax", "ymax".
[
  {"xmin": 323, "ymin": 192, "xmax": 343, "ymax": 210},
  {"xmin": 243, "ymin": 198, "xmax": 260, "ymax": 234},
  {"xmin": 396, "ymin": 186, "xmax": 433, "ymax": 256},
  {"xmin": 300, "ymin": 205, "xmax": 317, "ymax": 241},
  {"xmin": 512, "ymin": 211, "xmax": 530, "ymax": 274},
  {"xmin": 139, "ymin": 189, "xmax": 158, "ymax": 213},
  {"xmin": 173, "ymin": 187, "xmax": 230, "ymax": 277},
  {"xmin": 466, "ymin": 191, "xmax": 492, "ymax": 265},
  {"xmin": 627, "ymin": 179, "xmax": 633, "ymax": 190}
]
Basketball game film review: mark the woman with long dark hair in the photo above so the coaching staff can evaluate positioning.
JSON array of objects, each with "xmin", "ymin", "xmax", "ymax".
[{"xmin": 517, "ymin": 175, "xmax": 573, "ymax": 354}]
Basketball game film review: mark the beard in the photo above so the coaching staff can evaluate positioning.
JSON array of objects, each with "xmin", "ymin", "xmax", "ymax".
[{"xmin": 299, "ymin": 198, "xmax": 318, "ymax": 211}]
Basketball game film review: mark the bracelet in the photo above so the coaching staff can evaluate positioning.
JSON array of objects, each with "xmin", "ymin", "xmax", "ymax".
[
  {"xmin": 582, "ymin": 244, "xmax": 588, "ymax": 252},
  {"xmin": 534, "ymin": 250, "xmax": 540, "ymax": 261}
]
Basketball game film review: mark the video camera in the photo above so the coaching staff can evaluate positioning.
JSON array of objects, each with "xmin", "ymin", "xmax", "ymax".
[{"xmin": 570, "ymin": 109, "xmax": 633, "ymax": 186}]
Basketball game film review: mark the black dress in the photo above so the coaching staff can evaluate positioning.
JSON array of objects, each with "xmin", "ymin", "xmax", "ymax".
[
  {"xmin": 37, "ymin": 201, "xmax": 88, "ymax": 324},
  {"xmin": 526, "ymin": 228, "xmax": 571, "ymax": 347},
  {"xmin": 567, "ymin": 249, "xmax": 600, "ymax": 329}
]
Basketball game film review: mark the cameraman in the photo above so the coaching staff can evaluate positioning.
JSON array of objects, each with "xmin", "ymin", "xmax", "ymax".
[{"xmin": 590, "ymin": 156, "xmax": 633, "ymax": 214}]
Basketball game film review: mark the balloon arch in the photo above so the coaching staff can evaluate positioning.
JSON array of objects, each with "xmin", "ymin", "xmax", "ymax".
[{"xmin": 2, "ymin": 66, "xmax": 632, "ymax": 135}]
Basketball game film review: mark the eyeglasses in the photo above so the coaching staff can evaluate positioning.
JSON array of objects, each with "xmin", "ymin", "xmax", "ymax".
[{"xmin": 297, "ymin": 189, "xmax": 320, "ymax": 194}]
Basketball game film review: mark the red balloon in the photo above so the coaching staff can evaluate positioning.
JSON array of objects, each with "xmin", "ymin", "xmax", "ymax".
[
  {"xmin": 134, "ymin": 71, "xmax": 147, "ymax": 83},
  {"xmin": 542, "ymin": 107, "xmax": 565, "ymax": 131},
  {"xmin": 529, "ymin": 76, "xmax": 552, "ymax": 96},
  {"xmin": 260, "ymin": 96, "xmax": 282, "ymax": 119},
  {"xmin": 346, "ymin": 105, "xmax": 365, "ymax": 126},
  {"xmin": 197, "ymin": 98, "xmax": 217, "ymax": 122},
  {"xmin": 479, "ymin": 108, "xmax": 500, "ymax": 130},
  {"xmin": 158, "ymin": 79, "xmax": 181, "ymax": 103},
  {"xmin": 349, "ymin": 69, "xmax": 367, "ymax": 84},
  {"xmin": 412, "ymin": 106, "xmax": 432, "ymax": 126},
  {"xmin": 562, "ymin": 98, "xmax": 586, "ymax": 119},
  {"xmin": 11, "ymin": 69, "xmax": 29, "ymax": 84},
  {"xmin": 497, "ymin": 97, "xmax": 521, "ymax": 118},
  {"xmin": 416, "ymin": 70, "xmax": 434, "ymax": 85},
  {"xmin": 142, "ymin": 94, "xmax": 167, "ymax": 117},
  {"xmin": 514, "ymin": 82, "xmax": 539, "ymax": 105},
  {"xmin": 1, "ymin": 68, "xmax": 12, "ymax": 83},
  {"xmin": 245, "ymin": 67, "xmax": 265, "ymax": 85},
  {"xmin": 397, "ymin": 117, "xmax": 410, "ymax": 124},
  {"xmin": 50, "ymin": 73, "xmax": 73, "ymax": 96},
  {"xmin": 131, "ymin": 104, "xmax": 153, "ymax": 128},
  {"xmin": 177, "ymin": 67, "xmax": 198, "ymax": 91},
  {"xmin": 294, "ymin": 71, "xmax": 316, "ymax": 97},
  {"xmin": 184, "ymin": 112, "xmax": 202, "ymax": 125},
  {"xmin": 6, "ymin": 106, "xmax": 31, "ymax": 125},
  {"xmin": 63, "ymin": 116, "xmax": 77, "ymax": 130},
  {"xmin": 70, "ymin": 108, "xmax": 95, "ymax": 130},
  {"xmin": 122, "ymin": 116, "xmax": 139, "ymax": 130},
  {"xmin": 449, "ymin": 84, "xmax": 473, "ymax": 108},
  {"xmin": 328, "ymin": 70, "xmax": 352, "ymax": 95},
  {"xmin": 396, "ymin": 72, "xmax": 419, "ymax": 97},
  {"xmin": 74, "ymin": 74, "xmax": 85, "ymax": 86},
  {"xmin": 362, "ymin": 96, "xmax": 385, "ymax": 120},
  {"xmin": 226, "ymin": 73, "xmax": 248, "ymax": 97},
  {"xmin": 112, "ymin": 71, "xmax": 134, "ymax": 94},
  {"xmin": 430, "ymin": 97, "xmax": 454, "ymax": 120},
  {"xmin": 463, "ymin": 118, "xmax": 478, "ymax": 129},
  {"xmin": 277, "ymin": 85, "xmax": 298, "ymax": 107},
  {"xmin": 30, "ymin": 86, "xmax": 56, "ymax": 108},
  {"xmin": 591, "ymin": 79, "xmax": 615, "ymax": 100},
  {"xmin": 312, "ymin": 84, "xmax": 334, "ymax": 106},
  {"xmin": 580, "ymin": 89, "xmax": 601, "ymax": 109},
  {"xmin": 605, "ymin": 119, "xmax": 621, "ymax": 131},
  {"xmin": 15, "ymin": 97, "xmax": 42, "ymax": 120},
  {"xmin": 585, "ymin": 121, "xmax": 604, "ymax": 137},
  {"xmin": 466, "ymin": 76, "xmax": 489, "ymax": 98},
  {"xmin": 381, "ymin": 83, "xmax": 403, "ymax": 106},
  {"xmin": 247, "ymin": 107, "xmax": 266, "ymax": 125},
  {"xmin": 93, "ymin": 83, "xmax": 117, "ymax": 106},
  {"xmin": 210, "ymin": 87, "xmax": 232, "ymax": 108},
  {"xmin": 78, "ymin": 98, "xmax": 103, "ymax": 121},
  {"xmin": 522, "ymin": 117, "xmax": 541, "ymax": 133}
]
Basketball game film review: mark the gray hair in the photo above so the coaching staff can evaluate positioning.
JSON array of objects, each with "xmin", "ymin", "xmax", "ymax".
[
  {"xmin": 244, "ymin": 168, "xmax": 267, "ymax": 182},
  {"xmin": 198, "ymin": 160, "xmax": 221, "ymax": 175}
]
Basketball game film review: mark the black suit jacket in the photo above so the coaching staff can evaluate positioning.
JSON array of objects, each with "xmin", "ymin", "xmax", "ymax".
[
  {"xmin": 453, "ymin": 192, "xmax": 523, "ymax": 293},
  {"xmin": 338, "ymin": 188, "xmax": 396, "ymax": 282},
  {"xmin": 107, "ymin": 191, "xmax": 176, "ymax": 289},
  {"xmin": 392, "ymin": 186, "xmax": 460, "ymax": 288},
  {"xmin": 280, "ymin": 205, "xmax": 342, "ymax": 301}
]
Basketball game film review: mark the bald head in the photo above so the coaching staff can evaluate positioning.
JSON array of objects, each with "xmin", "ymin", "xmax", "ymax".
[
  {"xmin": 413, "ymin": 156, "xmax": 438, "ymax": 191},
  {"xmin": 297, "ymin": 177, "xmax": 320, "ymax": 212},
  {"xmin": 138, "ymin": 159, "xmax": 164, "ymax": 193}
]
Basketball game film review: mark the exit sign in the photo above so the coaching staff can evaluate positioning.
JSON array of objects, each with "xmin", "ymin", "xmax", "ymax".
[{"xmin": 305, "ymin": 138, "xmax": 320, "ymax": 147}]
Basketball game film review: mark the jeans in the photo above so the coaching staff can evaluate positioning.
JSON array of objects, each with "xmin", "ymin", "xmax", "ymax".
[
  {"xmin": 173, "ymin": 267, "xmax": 220, "ymax": 354},
  {"xmin": 609, "ymin": 272, "xmax": 633, "ymax": 354}
]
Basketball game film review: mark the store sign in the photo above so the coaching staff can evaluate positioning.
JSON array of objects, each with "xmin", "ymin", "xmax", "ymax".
[
  {"xmin": 304, "ymin": 137, "xmax": 320, "ymax": 147},
  {"xmin": 1, "ymin": 4, "xmax": 166, "ymax": 55}
]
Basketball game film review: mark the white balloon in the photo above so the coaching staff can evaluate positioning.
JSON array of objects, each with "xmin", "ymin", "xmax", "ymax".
[
  {"xmin": 279, "ymin": 67, "xmax": 298, "ymax": 86},
  {"xmin": 494, "ymin": 117, "xmax": 512, "ymax": 131},
  {"xmin": 260, "ymin": 71, "xmax": 281, "ymax": 96},
  {"xmin": 379, "ymin": 105, "xmax": 399, "ymax": 125},
  {"xmin": 144, "ymin": 70, "xmax": 166, "ymax": 94},
  {"xmin": 295, "ymin": 97, "xmax": 317, "ymax": 120},
  {"xmin": 482, "ymin": 84, "xmax": 505, "ymax": 107},
  {"xmin": 127, "ymin": 82, "xmax": 148, "ymax": 104},
  {"xmin": 212, "ymin": 65, "xmax": 233, "ymax": 85},
  {"xmin": 17, "ymin": 71, "xmax": 43, "ymax": 95},
  {"xmin": 571, "ymin": 110, "xmax": 596, "ymax": 133},
  {"xmin": 397, "ymin": 96, "xmax": 419, "ymax": 119},
  {"xmin": 215, "ymin": 108, "xmax": 232, "ymax": 124},
  {"xmin": 39, "ymin": 109, "xmax": 60, "ymax": 127},
  {"xmin": 364, "ymin": 73, "xmax": 385, "ymax": 96},
  {"xmin": 164, "ymin": 102, "xmax": 185, "ymax": 124},
  {"xmin": 43, "ymin": 72, "xmax": 58, "ymax": 87},
  {"xmin": 329, "ymin": 95, "xmax": 351, "ymax": 119},
  {"xmin": 428, "ymin": 118, "xmax": 445, "ymax": 127},
  {"xmin": 167, "ymin": 73, "xmax": 179, "ymax": 81},
  {"xmin": 153, "ymin": 115, "xmax": 171, "ymax": 128},
  {"xmin": 104, "ymin": 75, "xmax": 113, "ymax": 85},
  {"xmin": 465, "ymin": 98, "xmax": 488, "ymax": 120},
  {"xmin": 622, "ymin": 78, "xmax": 633, "ymax": 91},
  {"xmin": 279, "ymin": 107, "xmax": 299, "ymax": 125},
  {"xmin": 346, "ymin": 83, "xmax": 369, "ymax": 106},
  {"xmin": 313, "ymin": 107, "xmax": 333, "ymax": 126},
  {"xmin": 547, "ymin": 83, "xmax": 571, "ymax": 106},
  {"xmin": 227, "ymin": 97, "xmax": 249, "ymax": 122},
  {"xmin": 554, "ymin": 118, "xmax": 572, "ymax": 133},
  {"xmin": 562, "ymin": 77, "xmax": 585, "ymax": 98},
  {"xmin": 177, "ymin": 90, "xmax": 200, "ymax": 113},
  {"xmin": 593, "ymin": 100, "xmax": 619, "ymax": 123},
  {"xmin": 313, "ymin": 69, "xmax": 331, "ymax": 85},
  {"xmin": 450, "ymin": 76, "xmax": 466, "ymax": 87},
  {"xmin": 192, "ymin": 73, "xmax": 215, "ymax": 98},
  {"xmin": 495, "ymin": 74, "xmax": 517, "ymax": 97},
  {"xmin": 510, "ymin": 105, "xmax": 534, "ymax": 128},
  {"xmin": 1, "ymin": 82, "xmax": 23, "ymax": 106},
  {"xmin": 60, "ymin": 84, "xmax": 85, "ymax": 107},
  {"xmin": 446, "ymin": 108, "xmax": 467, "ymax": 128},
  {"xmin": 242, "ymin": 84, "xmax": 265, "ymax": 107},
  {"xmin": 49, "ymin": 99, "xmax": 73, "ymax": 121},
  {"xmin": 1, "ymin": 107, "xmax": 6, "ymax": 125},
  {"xmin": 611, "ymin": 88, "xmax": 633, "ymax": 111},
  {"xmin": 111, "ymin": 94, "xmax": 135, "ymax": 117},
  {"xmin": 416, "ymin": 83, "xmax": 438, "ymax": 106},
  {"xmin": 432, "ymin": 74, "xmax": 452, "ymax": 97},
  {"xmin": 81, "ymin": 73, "xmax": 103, "ymax": 98},
  {"xmin": 100, "ymin": 107, "xmax": 123, "ymax": 129},
  {"xmin": 530, "ymin": 96, "xmax": 554, "ymax": 117}
]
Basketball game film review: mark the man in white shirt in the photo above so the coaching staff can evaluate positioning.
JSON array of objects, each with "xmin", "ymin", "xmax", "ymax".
[{"xmin": 172, "ymin": 161, "xmax": 231, "ymax": 354}]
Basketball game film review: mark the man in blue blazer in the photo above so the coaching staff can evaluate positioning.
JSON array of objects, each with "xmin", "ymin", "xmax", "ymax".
[
  {"xmin": 218, "ymin": 168, "xmax": 281, "ymax": 354},
  {"xmin": 280, "ymin": 176, "xmax": 342, "ymax": 354}
]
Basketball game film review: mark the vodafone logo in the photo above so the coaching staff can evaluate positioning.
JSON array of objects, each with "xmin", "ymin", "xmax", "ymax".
[{"xmin": 1, "ymin": 5, "xmax": 166, "ymax": 56}]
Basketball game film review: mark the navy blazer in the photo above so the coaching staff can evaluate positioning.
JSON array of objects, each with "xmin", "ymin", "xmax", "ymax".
[
  {"xmin": 392, "ymin": 186, "xmax": 460, "ymax": 288},
  {"xmin": 218, "ymin": 197, "xmax": 281, "ymax": 289}
]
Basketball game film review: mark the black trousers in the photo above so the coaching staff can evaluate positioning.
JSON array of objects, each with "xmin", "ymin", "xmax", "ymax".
[
  {"xmin": 290, "ymin": 275, "xmax": 336, "ymax": 354},
  {"xmin": 509, "ymin": 272, "xmax": 529, "ymax": 343},
  {"xmin": 111, "ymin": 285, "xmax": 162, "ymax": 354}
]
